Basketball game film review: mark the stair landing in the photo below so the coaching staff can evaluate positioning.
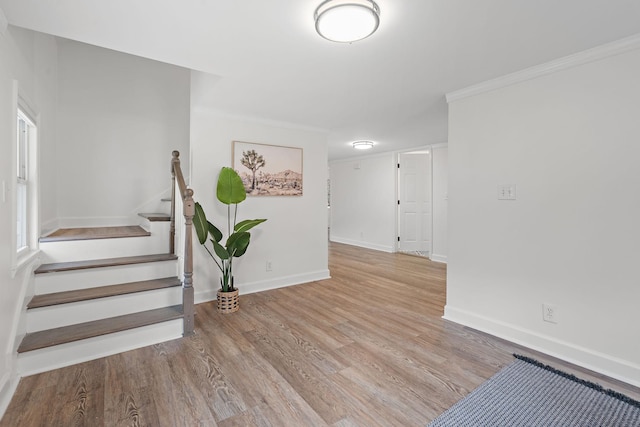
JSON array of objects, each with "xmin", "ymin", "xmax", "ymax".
[{"xmin": 40, "ymin": 226, "xmax": 150, "ymax": 242}]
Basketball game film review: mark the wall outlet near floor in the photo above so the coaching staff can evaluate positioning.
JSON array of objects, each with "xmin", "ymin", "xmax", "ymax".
[
  {"xmin": 266, "ymin": 260, "xmax": 273, "ymax": 272},
  {"xmin": 542, "ymin": 303, "xmax": 558, "ymax": 323}
]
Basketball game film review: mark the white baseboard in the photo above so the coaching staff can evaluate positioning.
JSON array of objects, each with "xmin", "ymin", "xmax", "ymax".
[
  {"xmin": 0, "ymin": 371, "xmax": 16, "ymax": 421},
  {"xmin": 194, "ymin": 269, "xmax": 332, "ymax": 304},
  {"xmin": 443, "ymin": 305, "xmax": 640, "ymax": 388},
  {"xmin": 40, "ymin": 218, "xmax": 60, "ymax": 237},
  {"xmin": 430, "ymin": 254, "xmax": 448, "ymax": 264},
  {"xmin": 329, "ymin": 236, "xmax": 394, "ymax": 253}
]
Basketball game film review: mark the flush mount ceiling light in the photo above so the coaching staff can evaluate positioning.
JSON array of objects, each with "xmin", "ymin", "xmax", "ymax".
[
  {"xmin": 315, "ymin": 0, "xmax": 380, "ymax": 43},
  {"xmin": 352, "ymin": 140, "xmax": 374, "ymax": 150}
]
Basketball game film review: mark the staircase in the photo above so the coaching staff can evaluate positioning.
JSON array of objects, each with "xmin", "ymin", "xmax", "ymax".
[{"xmin": 16, "ymin": 151, "xmax": 196, "ymax": 376}]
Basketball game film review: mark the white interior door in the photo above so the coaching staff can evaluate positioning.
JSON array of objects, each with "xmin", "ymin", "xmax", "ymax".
[{"xmin": 398, "ymin": 152, "xmax": 432, "ymax": 254}]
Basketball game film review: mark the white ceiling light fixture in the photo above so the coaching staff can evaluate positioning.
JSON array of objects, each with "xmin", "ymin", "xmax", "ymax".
[
  {"xmin": 352, "ymin": 140, "xmax": 374, "ymax": 150},
  {"xmin": 314, "ymin": 0, "xmax": 380, "ymax": 43}
]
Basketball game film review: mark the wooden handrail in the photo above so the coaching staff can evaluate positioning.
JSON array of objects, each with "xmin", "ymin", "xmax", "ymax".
[{"xmin": 171, "ymin": 150, "xmax": 195, "ymax": 337}]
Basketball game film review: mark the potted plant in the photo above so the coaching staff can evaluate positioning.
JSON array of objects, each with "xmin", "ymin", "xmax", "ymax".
[{"xmin": 194, "ymin": 167, "xmax": 266, "ymax": 313}]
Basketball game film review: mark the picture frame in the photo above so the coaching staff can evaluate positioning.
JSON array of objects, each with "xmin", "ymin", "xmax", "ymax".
[{"xmin": 232, "ymin": 141, "xmax": 303, "ymax": 196}]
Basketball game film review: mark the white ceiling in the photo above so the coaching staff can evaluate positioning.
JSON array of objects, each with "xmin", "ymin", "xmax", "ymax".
[{"xmin": 2, "ymin": 0, "xmax": 640, "ymax": 160}]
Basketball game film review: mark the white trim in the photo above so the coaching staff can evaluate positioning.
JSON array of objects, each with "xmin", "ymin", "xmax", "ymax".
[
  {"xmin": 395, "ymin": 142, "xmax": 448, "ymax": 153},
  {"xmin": 40, "ymin": 217, "xmax": 60, "ymax": 237},
  {"xmin": 9, "ymin": 256, "xmax": 39, "ymax": 368},
  {"xmin": 397, "ymin": 144, "xmax": 432, "ymax": 155},
  {"xmin": 329, "ymin": 141, "xmax": 448, "ymax": 165},
  {"xmin": 430, "ymin": 142, "xmax": 448, "ymax": 149},
  {"xmin": 396, "ymin": 150, "xmax": 434, "ymax": 255},
  {"xmin": 329, "ymin": 236, "xmax": 394, "ymax": 253},
  {"xmin": 443, "ymin": 305, "xmax": 640, "ymax": 388},
  {"xmin": 10, "ymin": 249, "xmax": 39, "ymax": 279},
  {"xmin": 446, "ymin": 33, "xmax": 640, "ymax": 103},
  {"xmin": 17, "ymin": 98, "xmax": 37, "ymax": 125},
  {"xmin": 194, "ymin": 270, "xmax": 332, "ymax": 303},
  {"xmin": 0, "ymin": 371, "xmax": 18, "ymax": 421},
  {"xmin": 9, "ymin": 82, "xmax": 18, "ymax": 274},
  {"xmin": 429, "ymin": 254, "xmax": 447, "ymax": 264},
  {"xmin": 329, "ymin": 149, "xmax": 397, "ymax": 164},
  {"xmin": 11, "ymin": 82, "xmax": 41, "ymax": 277}
]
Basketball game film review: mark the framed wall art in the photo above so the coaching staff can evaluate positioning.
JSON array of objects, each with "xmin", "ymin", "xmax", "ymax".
[{"xmin": 232, "ymin": 141, "xmax": 303, "ymax": 196}]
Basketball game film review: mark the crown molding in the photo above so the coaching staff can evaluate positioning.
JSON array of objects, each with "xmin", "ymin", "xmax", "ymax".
[{"xmin": 446, "ymin": 33, "xmax": 640, "ymax": 103}]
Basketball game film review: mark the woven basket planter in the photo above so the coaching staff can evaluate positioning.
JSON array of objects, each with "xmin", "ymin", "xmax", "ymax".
[{"xmin": 217, "ymin": 289, "xmax": 239, "ymax": 314}]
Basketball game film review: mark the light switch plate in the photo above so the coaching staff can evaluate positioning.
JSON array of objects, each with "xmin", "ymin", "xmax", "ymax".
[{"xmin": 498, "ymin": 184, "xmax": 516, "ymax": 200}]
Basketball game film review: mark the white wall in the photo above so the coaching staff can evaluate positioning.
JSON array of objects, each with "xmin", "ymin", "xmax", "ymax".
[
  {"xmin": 33, "ymin": 33, "xmax": 58, "ymax": 233},
  {"xmin": 189, "ymin": 109, "xmax": 330, "ymax": 301},
  {"xmin": 0, "ymin": 25, "xmax": 57, "ymax": 416},
  {"xmin": 446, "ymin": 45, "xmax": 640, "ymax": 386},
  {"xmin": 55, "ymin": 39, "xmax": 190, "ymax": 227},
  {"xmin": 329, "ymin": 147, "xmax": 448, "ymax": 258},
  {"xmin": 431, "ymin": 145, "xmax": 448, "ymax": 263},
  {"xmin": 329, "ymin": 153, "xmax": 397, "ymax": 252}
]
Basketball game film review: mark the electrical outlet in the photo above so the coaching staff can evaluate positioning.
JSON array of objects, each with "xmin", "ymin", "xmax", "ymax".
[
  {"xmin": 542, "ymin": 303, "xmax": 558, "ymax": 324},
  {"xmin": 266, "ymin": 261, "xmax": 272, "ymax": 272},
  {"xmin": 497, "ymin": 184, "xmax": 517, "ymax": 200}
]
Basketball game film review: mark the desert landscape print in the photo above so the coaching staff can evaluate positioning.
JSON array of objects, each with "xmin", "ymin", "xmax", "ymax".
[{"xmin": 233, "ymin": 141, "xmax": 303, "ymax": 196}]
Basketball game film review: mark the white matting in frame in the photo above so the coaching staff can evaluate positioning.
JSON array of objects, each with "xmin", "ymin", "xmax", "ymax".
[{"xmin": 232, "ymin": 141, "xmax": 303, "ymax": 196}]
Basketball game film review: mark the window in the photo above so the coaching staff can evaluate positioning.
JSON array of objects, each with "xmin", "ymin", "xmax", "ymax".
[
  {"xmin": 10, "ymin": 83, "xmax": 39, "ymax": 276},
  {"xmin": 16, "ymin": 107, "xmax": 36, "ymax": 257}
]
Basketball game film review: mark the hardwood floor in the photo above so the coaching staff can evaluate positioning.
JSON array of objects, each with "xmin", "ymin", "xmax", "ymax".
[{"xmin": 2, "ymin": 242, "xmax": 638, "ymax": 426}]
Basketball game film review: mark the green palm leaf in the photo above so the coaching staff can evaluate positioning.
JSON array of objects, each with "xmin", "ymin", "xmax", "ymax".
[
  {"xmin": 235, "ymin": 219, "xmax": 267, "ymax": 233},
  {"xmin": 217, "ymin": 167, "xmax": 246, "ymax": 205}
]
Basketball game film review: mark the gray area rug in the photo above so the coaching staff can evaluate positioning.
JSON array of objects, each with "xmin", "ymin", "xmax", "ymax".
[{"xmin": 428, "ymin": 355, "xmax": 640, "ymax": 427}]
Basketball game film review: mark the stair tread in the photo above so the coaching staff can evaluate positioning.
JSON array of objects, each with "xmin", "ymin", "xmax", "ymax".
[
  {"xmin": 28, "ymin": 277, "xmax": 182, "ymax": 308},
  {"xmin": 138, "ymin": 213, "xmax": 171, "ymax": 221},
  {"xmin": 35, "ymin": 253, "xmax": 178, "ymax": 274},
  {"xmin": 40, "ymin": 226, "xmax": 150, "ymax": 242},
  {"xmin": 18, "ymin": 305, "xmax": 184, "ymax": 353}
]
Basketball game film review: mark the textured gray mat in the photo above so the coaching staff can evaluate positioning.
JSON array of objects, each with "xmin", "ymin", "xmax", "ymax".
[{"xmin": 428, "ymin": 355, "xmax": 640, "ymax": 427}]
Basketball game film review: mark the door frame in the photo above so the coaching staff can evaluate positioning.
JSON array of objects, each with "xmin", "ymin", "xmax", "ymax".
[{"xmin": 396, "ymin": 146, "xmax": 433, "ymax": 256}]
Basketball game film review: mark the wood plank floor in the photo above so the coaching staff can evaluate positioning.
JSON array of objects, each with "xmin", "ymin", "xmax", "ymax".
[{"xmin": 2, "ymin": 242, "xmax": 638, "ymax": 426}]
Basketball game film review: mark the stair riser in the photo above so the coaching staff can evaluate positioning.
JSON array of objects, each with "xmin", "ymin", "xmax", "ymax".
[
  {"xmin": 18, "ymin": 319, "xmax": 183, "ymax": 376},
  {"xmin": 139, "ymin": 218, "xmax": 171, "ymax": 234},
  {"xmin": 27, "ymin": 287, "xmax": 183, "ymax": 332},
  {"xmin": 40, "ymin": 233, "xmax": 170, "ymax": 263},
  {"xmin": 35, "ymin": 261, "xmax": 178, "ymax": 294}
]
